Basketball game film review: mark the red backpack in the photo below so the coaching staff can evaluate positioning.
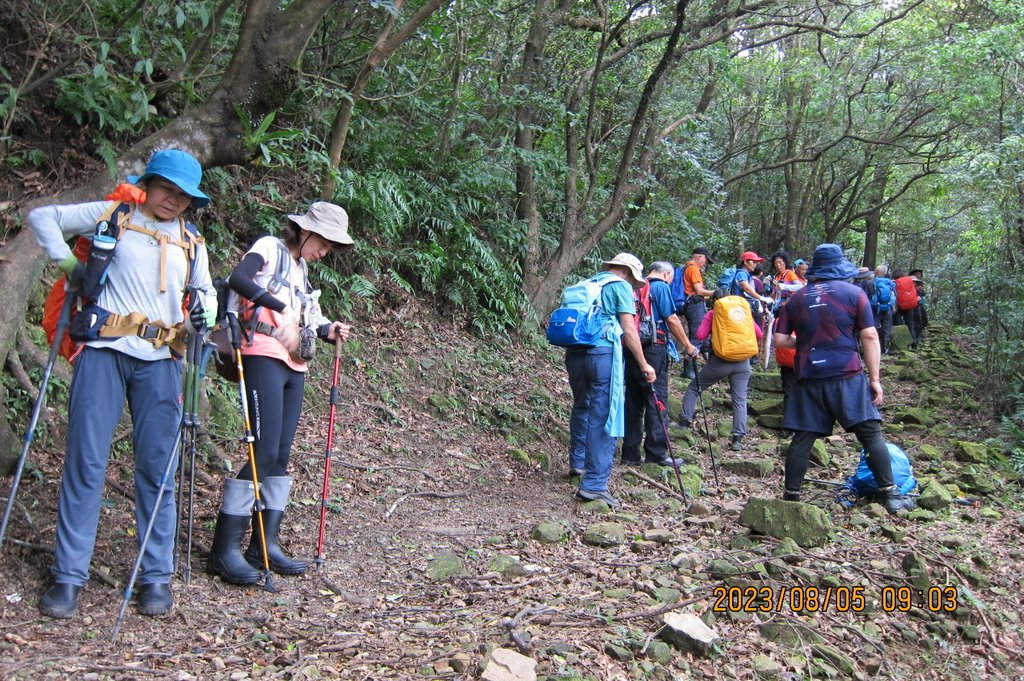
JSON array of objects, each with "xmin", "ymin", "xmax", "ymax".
[
  {"xmin": 633, "ymin": 281, "xmax": 655, "ymax": 345},
  {"xmin": 895, "ymin": 276, "xmax": 919, "ymax": 311}
]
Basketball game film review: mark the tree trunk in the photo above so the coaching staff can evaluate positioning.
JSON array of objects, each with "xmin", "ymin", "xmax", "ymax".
[{"xmin": 862, "ymin": 163, "xmax": 888, "ymax": 268}]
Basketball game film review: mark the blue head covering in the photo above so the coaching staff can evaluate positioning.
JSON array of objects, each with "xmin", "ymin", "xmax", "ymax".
[
  {"xmin": 805, "ymin": 244, "xmax": 860, "ymax": 281},
  {"xmin": 128, "ymin": 149, "xmax": 210, "ymax": 208}
]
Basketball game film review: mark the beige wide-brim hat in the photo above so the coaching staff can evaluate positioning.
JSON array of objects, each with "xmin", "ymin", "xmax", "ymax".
[
  {"xmin": 601, "ymin": 253, "xmax": 645, "ymax": 287},
  {"xmin": 288, "ymin": 201, "xmax": 354, "ymax": 246}
]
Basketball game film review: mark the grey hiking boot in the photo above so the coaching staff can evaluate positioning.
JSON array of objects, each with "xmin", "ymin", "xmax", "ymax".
[
  {"xmin": 880, "ymin": 485, "xmax": 915, "ymax": 514},
  {"xmin": 576, "ymin": 488, "xmax": 622, "ymax": 509},
  {"xmin": 730, "ymin": 435, "xmax": 746, "ymax": 451}
]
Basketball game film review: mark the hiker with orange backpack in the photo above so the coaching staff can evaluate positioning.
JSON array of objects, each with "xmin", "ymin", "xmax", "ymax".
[
  {"xmin": 622, "ymin": 261, "xmax": 699, "ymax": 468},
  {"xmin": 677, "ymin": 288, "xmax": 763, "ymax": 452},
  {"xmin": 27, "ymin": 149, "xmax": 216, "ymax": 619},
  {"xmin": 205, "ymin": 202, "xmax": 353, "ymax": 585},
  {"xmin": 892, "ymin": 269, "xmax": 922, "ymax": 350}
]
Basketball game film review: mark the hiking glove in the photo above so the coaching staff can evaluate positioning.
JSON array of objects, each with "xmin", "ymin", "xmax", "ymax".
[
  {"xmin": 189, "ymin": 305, "xmax": 216, "ymax": 333},
  {"xmin": 58, "ymin": 254, "xmax": 85, "ymax": 285}
]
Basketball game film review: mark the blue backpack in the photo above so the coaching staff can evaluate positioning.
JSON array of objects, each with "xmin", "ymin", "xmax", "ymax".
[
  {"xmin": 871, "ymin": 277, "xmax": 895, "ymax": 312},
  {"xmin": 671, "ymin": 266, "xmax": 687, "ymax": 307},
  {"xmin": 846, "ymin": 442, "xmax": 917, "ymax": 496},
  {"xmin": 717, "ymin": 266, "xmax": 738, "ymax": 292},
  {"xmin": 546, "ymin": 272, "xmax": 619, "ymax": 347}
]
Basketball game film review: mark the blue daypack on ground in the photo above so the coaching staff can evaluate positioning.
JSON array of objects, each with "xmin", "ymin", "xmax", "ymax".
[
  {"xmin": 846, "ymin": 442, "xmax": 917, "ymax": 496},
  {"xmin": 871, "ymin": 277, "xmax": 895, "ymax": 312},
  {"xmin": 545, "ymin": 272, "xmax": 618, "ymax": 347}
]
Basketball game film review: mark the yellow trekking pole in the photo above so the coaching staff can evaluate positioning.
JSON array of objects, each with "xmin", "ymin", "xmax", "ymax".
[{"xmin": 227, "ymin": 311, "xmax": 277, "ymax": 593}]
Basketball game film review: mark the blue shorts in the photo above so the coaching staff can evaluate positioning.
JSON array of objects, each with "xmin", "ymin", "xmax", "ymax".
[{"xmin": 782, "ymin": 373, "xmax": 881, "ymax": 435}]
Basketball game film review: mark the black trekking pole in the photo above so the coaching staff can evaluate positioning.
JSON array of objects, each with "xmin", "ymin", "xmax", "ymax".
[
  {"xmin": 692, "ymin": 362, "xmax": 720, "ymax": 487},
  {"xmin": 111, "ymin": 405, "xmax": 187, "ymax": 641},
  {"xmin": 228, "ymin": 311, "xmax": 277, "ymax": 593},
  {"xmin": 647, "ymin": 382, "xmax": 688, "ymax": 505},
  {"xmin": 314, "ymin": 336, "xmax": 344, "ymax": 569},
  {"xmin": 175, "ymin": 330, "xmax": 208, "ymax": 584},
  {"xmin": 0, "ymin": 289, "xmax": 76, "ymax": 550}
]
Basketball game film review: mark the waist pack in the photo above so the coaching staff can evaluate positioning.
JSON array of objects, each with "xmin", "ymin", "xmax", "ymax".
[
  {"xmin": 546, "ymin": 272, "xmax": 618, "ymax": 347},
  {"xmin": 711, "ymin": 295, "xmax": 757, "ymax": 361}
]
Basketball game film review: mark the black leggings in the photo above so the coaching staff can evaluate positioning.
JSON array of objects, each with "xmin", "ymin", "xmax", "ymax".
[
  {"xmin": 784, "ymin": 420, "xmax": 894, "ymax": 493},
  {"xmin": 236, "ymin": 355, "xmax": 305, "ymax": 480}
]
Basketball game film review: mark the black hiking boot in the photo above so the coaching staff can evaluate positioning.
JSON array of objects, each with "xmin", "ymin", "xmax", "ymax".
[
  {"xmin": 782, "ymin": 489, "xmax": 802, "ymax": 502},
  {"xmin": 136, "ymin": 583, "xmax": 173, "ymax": 616},
  {"xmin": 207, "ymin": 512, "xmax": 262, "ymax": 585},
  {"xmin": 39, "ymin": 583, "xmax": 82, "ymax": 619}
]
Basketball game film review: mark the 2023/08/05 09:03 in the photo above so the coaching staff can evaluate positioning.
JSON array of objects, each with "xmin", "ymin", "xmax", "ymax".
[{"xmin": 711, "ymin": 585, "xmax": 959, "ymax": 613}]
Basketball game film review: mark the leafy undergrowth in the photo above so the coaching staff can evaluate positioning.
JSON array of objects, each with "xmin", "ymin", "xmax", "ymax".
[{"xmin": 0, "ymin": 302, "xmax": 1022, "ymax": 681}]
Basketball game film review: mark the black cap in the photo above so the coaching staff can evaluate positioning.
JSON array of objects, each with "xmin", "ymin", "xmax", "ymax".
[{"xmin": 692, "ymin": 247, "xmax": 714, "ymax": 266}]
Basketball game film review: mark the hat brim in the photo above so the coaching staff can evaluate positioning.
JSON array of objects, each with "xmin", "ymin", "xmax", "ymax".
[
  {"xmin": 806, "ymin": 261, "xmax": 860, "ymax": 280},
  {"xmin": 602, "ymin": 261, "xmax": 644, "ymax": 287},
  {"xmin": 288, "ymin": 214, "xmax": 355, "ymax": 246},
  {"xmin": 129, "ymin": 172, "xmax": 210, "ymax": 208}
]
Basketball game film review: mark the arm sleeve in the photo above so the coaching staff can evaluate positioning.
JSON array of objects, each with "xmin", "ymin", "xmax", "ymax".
[
  {"xmin": 696, "ymin": 311, "xmax": 714, "ymax": 340},
  {"xmin": 26, "ymin": 201, "xmax": 111, "ymax": 262},
  {"xmin": 227, "ymin": 252, "xmax": 287, "ymax": 312}
]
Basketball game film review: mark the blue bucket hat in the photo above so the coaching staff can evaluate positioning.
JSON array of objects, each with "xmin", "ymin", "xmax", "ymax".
[
  {"xmin": 128, "ymin": 149, "xmax": 210, "ymax": 208},
  {"xmin": 805, "ymin": 244, "xmax": 860, "ymax": 281}
]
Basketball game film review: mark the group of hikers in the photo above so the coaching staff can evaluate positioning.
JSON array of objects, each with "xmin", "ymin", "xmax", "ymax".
[
  {"xmin": 24, "ymin": 149, "xmax": 354, "ymax": 620},
  {"xmin": 552, "ymin": 244, "xmax": 919, "ymax": 516},
  {"xmin": 14, "ymin": 147, "xmax": 925, "ymax": 623}
]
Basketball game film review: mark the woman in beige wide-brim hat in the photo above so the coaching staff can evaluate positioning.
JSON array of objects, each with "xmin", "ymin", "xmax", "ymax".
[{"xmin": 207, "ymin": 201, "xmax": 354, "ymax": 585}]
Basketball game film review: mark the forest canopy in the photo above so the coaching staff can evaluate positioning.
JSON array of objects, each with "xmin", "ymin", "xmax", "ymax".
[{"xmin": 1, "ymin": 0, "xmax": 1023, "ymax": 435}]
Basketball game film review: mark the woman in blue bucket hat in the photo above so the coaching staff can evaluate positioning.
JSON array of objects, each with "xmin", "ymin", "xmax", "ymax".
[{"xmin": 28, "ymin": 148, "xmax": 216, "ymax": 619}]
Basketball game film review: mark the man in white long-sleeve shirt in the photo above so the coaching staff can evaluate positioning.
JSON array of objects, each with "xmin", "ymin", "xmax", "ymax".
[{"xmin": 28, "ymin": 149, "xmax": 215, "ymax": 619}]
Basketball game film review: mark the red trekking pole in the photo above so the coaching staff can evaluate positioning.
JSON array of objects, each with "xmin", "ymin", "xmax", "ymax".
[{"xmin": 314, "ymin": 336, "xmax": 344, "ymax": 567}]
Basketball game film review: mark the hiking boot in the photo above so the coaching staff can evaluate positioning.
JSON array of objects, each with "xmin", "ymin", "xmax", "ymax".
[
  {"xmin": 782, "ymin": 489, "xmax": 801, "ymax": 502},
  {"xmin": 136, "ymin": 583, "xmax": 173, "ymax": 616},
  {"xmin": 646, "ymin": 455, "xmax": 684, "ymax": 468},
  {"xmin": 575, "ymin": 489, "xmax": 621, "ymax": 509},
  {"xmin": 244, "ymin": 477, "xmax": 308, "ymax": 576},
  {"xmin": 567, "ymin": 467, "xmax": 586, "ymax": 477},
  {"xmin": 620, "ymin": 459, "xmax": 642, "ymax": 468},
  {"xmin": 39, "ymin": 583, "xmax": 82, "ymax": 619},
  {"xmin": 677, "ymin": 417, "xmax": 691, "ymax": 430},
  {"xmin": 730, "ymin": 435, "xmax": 746, "ymax": 451},
  {"xmin": 880, "ymin": 485, "xmax": 915, "ymax": 514}
]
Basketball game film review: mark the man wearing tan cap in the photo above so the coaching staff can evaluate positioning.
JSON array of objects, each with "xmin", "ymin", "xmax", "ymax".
[{"xmin": 564, "ymin": 253, "xmax": 654, "ymax": 508}]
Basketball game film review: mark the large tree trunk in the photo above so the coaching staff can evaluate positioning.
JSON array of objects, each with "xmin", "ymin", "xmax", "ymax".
[{"xmin": 862, "ymin": 163, "xmax": 888, "ymax": 268}]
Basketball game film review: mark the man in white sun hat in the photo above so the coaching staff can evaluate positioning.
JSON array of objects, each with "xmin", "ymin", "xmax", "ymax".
[{"xmin": 563, "ymin": 253, "xmax": 655, "ymax": 509}]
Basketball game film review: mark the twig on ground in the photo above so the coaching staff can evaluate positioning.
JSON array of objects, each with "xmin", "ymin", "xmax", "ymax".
[
  {"xmin": 384, "ymin": 490, "xmax": 469, "ymax": 519},
  {"xmin": 624, "ymin": 469, "xmax": 689, "ymax": 502},
  {"xmin": 8, "ymin": 538, "xmax": 118, "ymax": 586},
  {"xmin": 105, "ymin": 475, "xmax": 134, "ymax": 501},
  {"xmin": 341, "ymin": 460, "xmax": 438, "ymax": 481},
  {"xmin": 0, "ymin": 495, "xmax": 41, "ymax": 543}
]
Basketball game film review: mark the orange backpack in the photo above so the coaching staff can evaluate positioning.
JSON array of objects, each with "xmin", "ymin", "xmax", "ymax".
[{"xmin": 711, "ymin": 295, "xmax": 757, "ymax": 361}]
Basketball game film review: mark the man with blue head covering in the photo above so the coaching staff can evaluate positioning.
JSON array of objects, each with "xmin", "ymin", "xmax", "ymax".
[{"xmin": 773, "ymin": 244, "xmax": 913, "ymax": 514}]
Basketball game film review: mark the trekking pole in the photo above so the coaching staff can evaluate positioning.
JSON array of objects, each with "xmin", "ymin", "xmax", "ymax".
[
  {"xmin": 175, "ymin": 333, "xmax": 197, "ymax": 576},
  {"xmin": 0, "ymin": 289, "xmax": 76, "ymax": 550},
  {"xmin": 315, "ymin": 336, "xmax": 344, "ymax": 568},
  {"xmin": 760, "ymin": 309, "xmax": 774, "ymax": 370},
  {"xmin": 178, "ymin": 330, "xmax": 208, "ymax": 584},
  {"xmin": 647, "ymin": 382, "xmax": 688, "ymax": 505},
  {"xmin": 112, "ymin": 407, "xmax": 187, "ymax": 641},
  {"xmin": 692, "ymin": 362, "xmax": 720, "ymax": 486},
  {"xmin": 228, "ymin": 311, "xmax": 277, "ymax": 593}
]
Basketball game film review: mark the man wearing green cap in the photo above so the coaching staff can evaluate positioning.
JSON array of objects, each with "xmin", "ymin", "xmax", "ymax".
[{"xmin": 28, "ymin": 148, "xmax": 216, "ymax": 619}]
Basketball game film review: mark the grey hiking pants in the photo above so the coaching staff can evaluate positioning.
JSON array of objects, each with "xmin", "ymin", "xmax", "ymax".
[
  {"xmin": 52, "ymin": 347, "xmax": 182, "ymax": 586},
  {"xmin": 679, "ymin": 354, "xmax": 751, "ymax": 437}
]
